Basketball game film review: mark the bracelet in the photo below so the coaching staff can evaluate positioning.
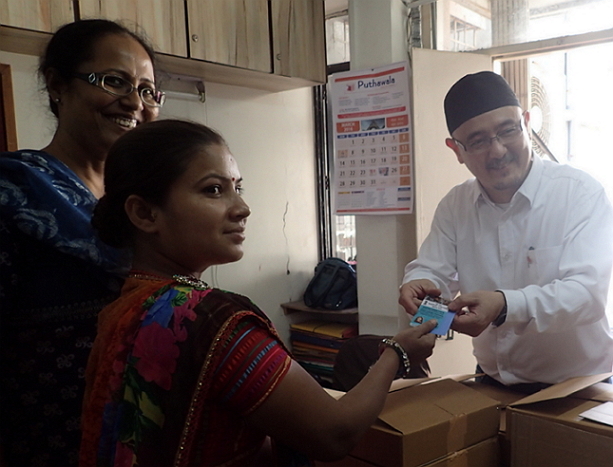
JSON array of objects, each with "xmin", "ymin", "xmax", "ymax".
[{"xmin": 379, "ymin": 338, "xmax": 411, "ymax": 378}]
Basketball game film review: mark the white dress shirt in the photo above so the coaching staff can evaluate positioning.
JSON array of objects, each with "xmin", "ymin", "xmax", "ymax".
[{"xmin": 403, "ymin": 155, "xmax": 613, "ymax": 384}]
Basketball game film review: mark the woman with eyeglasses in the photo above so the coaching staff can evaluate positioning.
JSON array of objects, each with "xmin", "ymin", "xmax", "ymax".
[{"xmin": 0, "ymin": 19, "xmax": 163, "ymax": 467}]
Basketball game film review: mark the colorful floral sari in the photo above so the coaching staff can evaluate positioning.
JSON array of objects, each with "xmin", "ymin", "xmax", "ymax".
[{"xmin": 80, "ymin": 277, "xmax": 297, "ymax": 467}]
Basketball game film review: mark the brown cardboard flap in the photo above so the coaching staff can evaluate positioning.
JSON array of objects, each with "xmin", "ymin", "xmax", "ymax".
[
  {"xmin": 377, "ymin": 379, "xmax": 498, "ymax": 435},
  {"xmin": 570, "ymin": 382, "xmax": 613, "ymax": 402},
  {"xmin": 510, "ymin": 372, "xmax": 613, "ymax": 407},
  {"xmin": 439, "ymin": 373, "xmax": 484, "ymax": 383},
  {"xmin": 461, "ymin": 381, "xmax": 526, "ymax": 407},
  {"xmin": 389, "ymin": 376, "xmax": 435, "ymax": 392},
  {"xmin": 509, "ymin": 397, "xmax": 613, "ymax": 438},
  {"xmin": 323, "ymin": 377, "xmax": 436, "ymax": 400}
]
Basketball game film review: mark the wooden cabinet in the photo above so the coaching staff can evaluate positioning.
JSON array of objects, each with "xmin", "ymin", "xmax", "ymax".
[
  {"xmin": 271, "ymin": 0, "xmax": 326, "ymax": 83},
  {"xmin": 0, "ymin": 0, "xmax": 327, "ymax": 91},
  {"xmin": 185, "ymin": 0, "xmax": 326, "ymax": 83},
  {"xmin": 186, "ymin": 0, "xmax": 270, "ymax": 73},
  {"xmin": 0, "ymin": 0, "xmax": 74, "ymax": 33},
  {"xmin": 78, "ymin": 0, "xmax": 187, "ymax": 57}
]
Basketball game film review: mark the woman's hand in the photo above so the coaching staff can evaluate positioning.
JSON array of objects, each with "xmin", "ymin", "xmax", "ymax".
[
  {"xmin": 245, "ymin": 320, "xmax": 438, "ymax": 461},
  {"xmin": 393, "ymin": 319, "xmax": 438, "ymax": 365}
]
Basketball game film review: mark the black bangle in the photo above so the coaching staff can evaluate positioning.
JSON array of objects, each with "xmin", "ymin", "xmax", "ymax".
[
  {"xmin": 493, "ymin": 290, "xmax": 507, "ymax": 327},
  {"xmin": 379, "ymin": 338, "xmax": 411, "ymax": 377}
]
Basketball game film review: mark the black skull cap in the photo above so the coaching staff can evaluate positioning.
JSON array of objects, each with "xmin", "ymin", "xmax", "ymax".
[{"xmin": 444, "ymin": 71, "xmax": 521, "ymax": 135}]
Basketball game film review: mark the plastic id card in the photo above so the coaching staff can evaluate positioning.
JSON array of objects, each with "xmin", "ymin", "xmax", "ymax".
[{"xmin": 410, "ymin": 295, "xmax": 455, "ymax": 335}]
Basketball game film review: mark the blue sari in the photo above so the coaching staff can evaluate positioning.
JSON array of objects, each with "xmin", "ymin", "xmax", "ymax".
[{"xmin": 0, "ymin": 150, "xmax": 129, "ymax": 467}]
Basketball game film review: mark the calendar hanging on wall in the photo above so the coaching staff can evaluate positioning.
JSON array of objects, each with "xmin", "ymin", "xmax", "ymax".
[{"xmin": 329, "ymin": 61, "xmax": 413, "ymax": 215}]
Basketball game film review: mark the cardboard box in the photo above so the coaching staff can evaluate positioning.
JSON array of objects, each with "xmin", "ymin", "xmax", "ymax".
[
  {"xmin": 463, "ymin": 372, "xmax": 613, "ymax": 467},
  {"xmin": 420, "ymin": 437, "xmax": 500, "ymax": 467},
  {"xmin": 315, "ymin": 437, "xmax": 500, "ymax": 467},
  {"xmin": 506, "ymin": 372, "xmax": 613, "ymax": 467},
  {"xmin": 347, "ymin": 378, "xmax": 500, "ymax": 467}
]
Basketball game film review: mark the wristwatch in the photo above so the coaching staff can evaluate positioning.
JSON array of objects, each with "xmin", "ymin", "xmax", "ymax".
[
  {"xmin": 493, "ymin": 290, "xmax": 507, "ymax": 327},
  {"xmin": 379, "ymin": 338, "xmax": 411, "ymax": 378}
]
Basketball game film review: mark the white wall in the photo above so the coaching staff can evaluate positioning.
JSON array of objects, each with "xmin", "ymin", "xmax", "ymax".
[
  {"xmin": 348, "ymin": 0, "xmax": 478, "ymax": 377},
  {"xmin": 0, "ymin": 50, "xmax": 320, "ymax": 345}
]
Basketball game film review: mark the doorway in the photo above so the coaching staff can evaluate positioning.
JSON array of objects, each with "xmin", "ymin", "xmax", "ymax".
[{"xmin": 0, "ymin": 63, "xmax": 18, "ymax": 152}]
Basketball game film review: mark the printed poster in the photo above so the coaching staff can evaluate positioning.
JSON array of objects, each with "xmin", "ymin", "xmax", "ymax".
[{"xmin": 329, "ymin": 61, "xmax": 413, "ymax": 215}]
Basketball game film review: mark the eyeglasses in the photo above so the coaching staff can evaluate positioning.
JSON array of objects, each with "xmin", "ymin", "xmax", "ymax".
[
  {"xmin": 72, "ymin": 72, "xmax": 166, "ymax": 108},
  {"xmin": 453, "ymin": 120, "xmax": 524, "ymax": 154}
]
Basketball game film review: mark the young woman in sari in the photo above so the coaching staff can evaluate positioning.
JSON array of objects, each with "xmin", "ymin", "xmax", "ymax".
[
  {"xmin": 0, "ymin": 19, "xmax": 162, "ymax": 466},
  {"xmin": 80, "ymin": 119, "xmax": 437, "ymax": 466}
]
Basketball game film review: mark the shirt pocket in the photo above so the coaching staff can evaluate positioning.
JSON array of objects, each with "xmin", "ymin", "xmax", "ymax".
[{"xmin": 527, "ymin": 245, "xmax": 563, "ymax": 285}]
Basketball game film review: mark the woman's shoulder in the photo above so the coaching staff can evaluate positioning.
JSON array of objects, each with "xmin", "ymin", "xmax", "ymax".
[
  {"xmin": 191, "ymin": 287, "xmax": 266, "ymax": 318},
  {"xmin": 1, "ymin": 149, "xmax": 89, "ymax": 193},
  {"xmin": 144, "ymin": 281, "xmax": 271, "ymax": 330},
  {"xmin": 1, "ymin": 149, "xmax": 55, "ymax": 169},
  {"xmin": 1, "ymin": 149, "xmax": 95, "ymax": 208}
]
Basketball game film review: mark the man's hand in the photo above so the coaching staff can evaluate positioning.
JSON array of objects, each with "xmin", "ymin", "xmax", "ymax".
[
  {"xmin": 449, "ymin": 291, "xmax": 506, "ymax": 337},
  {"xmin": 399, "ymin": 279, "xmax": 440, "ymax": 315}
]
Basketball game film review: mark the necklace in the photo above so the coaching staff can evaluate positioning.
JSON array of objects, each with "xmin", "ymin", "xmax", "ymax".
[
  {"xmin": 172, "ymin": 274, "xmax": 209, "ymax": 290},
  {"xmin": 128, "ymin": 269, "xmax": 209, "ymax": 291}
]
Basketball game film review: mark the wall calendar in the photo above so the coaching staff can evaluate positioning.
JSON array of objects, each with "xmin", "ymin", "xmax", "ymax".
[{"xmin": 329, "ymin": 61, "xmax": 413, "ymax": 215}]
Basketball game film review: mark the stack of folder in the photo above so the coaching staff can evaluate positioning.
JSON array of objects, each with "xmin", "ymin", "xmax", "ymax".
[{"xmin": 290, "ymin": 319, "xmax": 358, "ymax": 387}]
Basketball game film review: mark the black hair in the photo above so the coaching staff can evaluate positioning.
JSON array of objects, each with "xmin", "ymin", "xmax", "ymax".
[
  {"xmin": 39, "ymin": 19, "xmax": 158, "ymax": 117},
  {"xmin": 92, "ymin": 119, "xmax": 228, "ymax": 248}
]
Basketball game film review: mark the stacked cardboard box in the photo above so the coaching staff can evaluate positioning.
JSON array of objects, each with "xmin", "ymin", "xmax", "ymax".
[
  {"xmin": 316, "ymin": 378, "xmax": 501, "ymax": 467},
  {"xmin": 290, "ymin": 319, "xmax": 358, "ymax": 387},
  {"xmin": 506, "ymin": 374, "xmax": 613, "ymax": 467},
  {"xmin": 464, "ymin": 372, "xmax": 613, "ymax": 467},
  {"xmin": 316, "ymin": 438, "xmax": 499, "ymax": 467},
  {"xmin": 317, "ymin": 373, "xmax": 613, "ymax": 467}
]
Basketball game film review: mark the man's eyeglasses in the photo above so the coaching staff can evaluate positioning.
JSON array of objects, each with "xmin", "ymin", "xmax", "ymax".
[
  {"xmin": 72, "ymin": 72, "xmax": 166, "ymax": 108},
  {"xmin": 453, "ymin": 120, "xmax": 524, "ymax": 155}
]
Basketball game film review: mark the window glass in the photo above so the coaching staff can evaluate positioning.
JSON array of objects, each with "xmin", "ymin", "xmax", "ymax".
[
  {"xmin": 506, "ymin": 42, "xmax": 613, "ymax": 326},
  {"xmin": 325, "ymin": 12, "xmax": 356, "ymax": 264},
  {"xmin": 326, "ymin": 14, "xmax": 350, "ymax": 65},
  {"xmin": 436, "ymin": 0, "xmax": 613, "ymax": 51}
]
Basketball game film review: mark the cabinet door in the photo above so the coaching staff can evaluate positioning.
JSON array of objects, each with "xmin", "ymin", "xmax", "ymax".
[
  {"xmin": 0, "ymin": 0, "xmax": 75, "ymax": 32},
  {"xmin": 186, "ymin": 0, "xmax": 270, "ymax": 73},
  {"xmin": 78, "ymin": 0, "xmax": 187, "ymax": 57},
  {"xmin": 270, "ymin": 0, "xmax": 326, "ymax": 83}
]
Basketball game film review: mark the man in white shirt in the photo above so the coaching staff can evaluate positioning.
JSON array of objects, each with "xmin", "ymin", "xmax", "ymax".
[{"xmin": 399, "ymin": 71, "xmax": 613, "ymax": 390}]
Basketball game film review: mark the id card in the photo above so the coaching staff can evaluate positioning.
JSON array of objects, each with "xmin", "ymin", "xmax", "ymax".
[{"xmin": 410, "ymin": 295, "xmax": 455, "ymax": 336}]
